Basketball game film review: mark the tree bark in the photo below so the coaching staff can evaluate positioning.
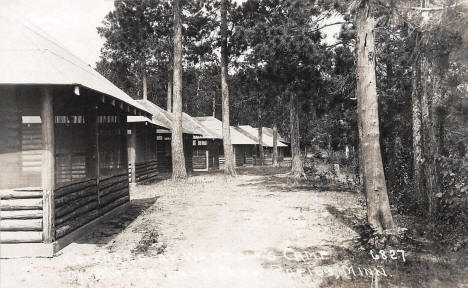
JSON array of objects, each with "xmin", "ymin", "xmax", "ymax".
[
  {"xmin": 420, "ymin": 52, "xmax": 446, "ymax": 217},
  {"xmin": 258, "ymin": 125, "xmax": 264, "ymax": 166},
  {"xmin": 356, "ymin": 1, "xmax": 395, "ymax": 231},
  {"xmin": 290, "ymin": 91, "xmax": 304, "ymax": 178},
  {"xmin": 220, "ymin": 0, "xmax": 236, "ymax": 176},
  {"xmin": 171, "ymin": 0, "xmax": 187, "ymax": 179},
  {"xmin": 143, "ymin": 70, "xmax": 148, "ymax": 101},
  {"xmin": 273, "ymin": 124, "xmax": 279, "ymax": 167},
  {"xmin": 167, "ymin": 72, "xmax": 172, "ymax": 112},
  {"xmin": 411, "ymin": 54, "xmax": 424, "ymax": 206}
]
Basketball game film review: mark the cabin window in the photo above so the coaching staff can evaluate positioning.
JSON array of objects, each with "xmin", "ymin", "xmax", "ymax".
[{"xmin": 55, "ymin": 115, "xmax": 88, "ymax": 184}]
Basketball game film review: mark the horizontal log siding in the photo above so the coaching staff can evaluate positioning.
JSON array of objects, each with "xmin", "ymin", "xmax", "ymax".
[
  {"xmin": 99, "ymin": 172, "xmax": 129, "ymax": 215},
  {"xmin": 129, "ymin": 160, "xmax": 158, "ymax": 184},
  {"xmin": 53, "ymin": 172, "xmax": 129, "ymax": 239},
  {"xmin": 193, "ymin": 153, "xmax": 207, "ymax": 170},
  {"xmin": 0, "ymin": 188, "xmax": 43, "ymax": 243},
  {"xmin": 54, "ymin": 178, "xmax": 98, "ymax": 239}
]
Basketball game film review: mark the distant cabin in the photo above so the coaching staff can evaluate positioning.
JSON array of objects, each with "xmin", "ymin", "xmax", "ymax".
[
  {"xmin": 194, "ymin": 117, "xmax": 258, "ymax": 168},
  {"xmin": 236, "ymin": 125, "xmax": 290, "ymax": 165},
  {"xmin": 127, "ymin": 116, "xmax": 159, "ymax": 184},
  {"xmin": 136, "ymin": 100, "xmax": 201, "ymax": 175}
]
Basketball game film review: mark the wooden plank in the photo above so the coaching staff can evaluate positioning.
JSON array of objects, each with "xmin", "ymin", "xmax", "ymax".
[
  {"xmin": 1, "ymin": 198, "xmax": 42, "ymax": 210},
  {"xmin": 0, "ymin": 231, "xmax": 43, "ymax": 243},
  {"xmin": 0, "ymin": 210, "xmax": 43, "ymax": 219},
  {"xmin": 0, "ymin": 190, "xmax": 42, "ymax": 199},
  {"xmin": 0, "ymin": 219, "xmax": 42, "ymax": 231}
]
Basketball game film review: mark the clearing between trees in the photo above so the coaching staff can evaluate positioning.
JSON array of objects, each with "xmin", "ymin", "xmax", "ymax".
[{"xmin": 1, "ymin": 166, "xmax": 466, "ymax": 288}]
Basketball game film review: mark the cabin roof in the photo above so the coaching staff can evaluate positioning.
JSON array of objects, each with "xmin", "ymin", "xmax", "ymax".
[
  {"xmin": 136, "ymin": 100, "xmax": 203, "ymax": 136},
  {"xmin": 261, "ymin": 127, "xmax": 289, "ymax": 144},
  {"xmin": 237, "ymin": 125, "xmax": 288, "ymax": 148},
  {"xmin": 0, "ymin": 13, "xmax": 148, "ymax": 116},
  {"xmin": 194, "ymin": 116, "xmax": 258, "ymax": 145},
  {"xmin": 127, "ymin": 116, "xmax": 159, "ymax": 127}
]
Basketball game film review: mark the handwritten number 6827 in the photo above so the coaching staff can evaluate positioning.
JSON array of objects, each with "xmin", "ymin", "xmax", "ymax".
[{"xmin": 370, "ymin": 250, "xmax": 405, "ymax": 262}]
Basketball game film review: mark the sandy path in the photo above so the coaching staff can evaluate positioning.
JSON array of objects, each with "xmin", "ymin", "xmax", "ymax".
[{"xmin": 0, "ymin": 169, "xmax": 360, "ymax": 288}]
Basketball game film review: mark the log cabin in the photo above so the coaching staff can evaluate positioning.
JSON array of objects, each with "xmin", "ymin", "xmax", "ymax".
[
  {"xmin": 194, "ymin": 117, "xmax": 258, "ymax": 167},
  {"xmin": 183, "ymin": 117, "xmax": 221, "ymax": 171},
  {"xmin": 136, "ymin": 100, "xmax": 202, "ymax": 174},
  {"xmin": 127, "ymin": 116, "xmax": 159, "ymax": 184},
  {"xmin": 0, "ymin": 16, "xmax": 150, "ymax": 257},
  {"xmin": 236, "ymin": 125, "xmax": 289, "ymax": 165}
]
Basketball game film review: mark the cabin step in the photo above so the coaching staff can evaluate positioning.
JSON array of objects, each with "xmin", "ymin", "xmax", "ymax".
[
  {"xmin": 0, "ymin": 219, "xmax": 42, "ymax": 231},
  {"xmin": 0, "ymin": 198, "xmax": 43, "ymax": 210},
  {"xmin": 0, "ymin": 189, "xmax": 42, "ymax": 199},
  {"xmin": 1, "ymin": 210, "xmax": 43, "ymax": 219},
  {"xmin": 0, "ymin": 231, "xmax": 43, "ymax": 243}
]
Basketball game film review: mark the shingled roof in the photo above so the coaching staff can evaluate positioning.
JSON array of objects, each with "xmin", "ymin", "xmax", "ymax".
[
  {"xmin": 136, "ymin": 100, "xmax": 203, "ymax": 136},
  {"xmin": 0, "ymin": 13, "xmax": 149, "ymax": 116}
]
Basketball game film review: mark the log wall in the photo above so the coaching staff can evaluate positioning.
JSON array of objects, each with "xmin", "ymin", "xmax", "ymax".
[
  {"xmin": 54, "ymin": 178, "xmax": 98, "ymax": 239},
  {"xmin": 0, "ymin": 188, "xmax": 43, "ymax": 243},
  {"xmin": 193, "ymin": 154, "xmax": 208, "ymax": 170},
  {"xmin": 129, "ymin": 160, "xmax": 158, "ymax": 184},
  {"xmin": 53, "ymin": 172, "xmax": 129, "ymax": 239}
]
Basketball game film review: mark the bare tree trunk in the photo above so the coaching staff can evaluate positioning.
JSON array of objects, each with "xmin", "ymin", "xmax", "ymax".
[
  {"xmin": 212, "ymin": 92, "xmax": 216, "ymax": 117},
  {"xmin": 420, "ymin": 52, "xmax": 446, "ymax": 217},
  {"xmin": 258, "ymin": 125, "xmax": 264, "ymax": 166},
  {"xmin": 357, "ymin": 88, "xmax": 366, "ymax": 195},
  {"xmin": 356, "ymin": 1, "xmax": 395, "ymax": 231},
  {"xmin": 143, "ymin": 70, "xmax": 148, "ymax": 101},
  {"xmin": 171, "ymin": 0, "xmax": 187, "ymax": 179},
  {"xmin": 167, "ymin": 72, "xmax": 172, "ymax": 112},
  {"xmin": 220, "ymin": 0, "xmax": 236, "ymax": 176},
  {"xmin": 273, "ymin": 124, "xmax": 279, "ymax": 167},
  {"xmin": 290, "ymin": 91, "xmax": 304, "ymax": 178},
  {"xmin": 412, "ymin": 54, "xmax": 424, "ymax": 206}
]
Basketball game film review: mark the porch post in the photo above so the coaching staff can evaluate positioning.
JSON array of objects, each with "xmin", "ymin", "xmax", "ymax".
[
  {"xmin": 205, "ymin": 150, "xmax": 209, "ymax": 171},
  {"xmin": 41, "ymin": 86, "xmax": 55, "ymax": 243},
  {"xmin": 128, "ymin": 125, "xmax": 136, "ymax": 183}
]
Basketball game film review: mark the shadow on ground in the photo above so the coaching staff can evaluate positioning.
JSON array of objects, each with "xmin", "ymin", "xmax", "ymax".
[
  {"xmin": 74, "ymin": 197, "xmax": 158, "ymax": 246},
  {"xmin": 275, "ymin": 204, "xmax": 468, "ymax": 288},
  {"xmin": 237, "ymin": 174, "xmax": 356, "ymax": 194}
]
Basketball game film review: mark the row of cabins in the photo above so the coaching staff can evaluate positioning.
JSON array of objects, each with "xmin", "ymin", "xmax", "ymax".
[{"xmin": 0, "ymin": 15, "xmax": 288, "ymax": 257}]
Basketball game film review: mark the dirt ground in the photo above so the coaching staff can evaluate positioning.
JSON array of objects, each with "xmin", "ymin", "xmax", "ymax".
[{"xmin": 1, "ymin": 166, "xmax": 466, "ymax": 287}]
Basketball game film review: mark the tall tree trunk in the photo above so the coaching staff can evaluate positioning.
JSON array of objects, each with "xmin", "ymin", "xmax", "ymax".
[
  {"xmin": 420, "ymin": 52, "xmax": 447, "ymax": 217},
  {"xmin": 167, "ymin": 71, "xmax": 172, "ymax": 112},
  {"xmin": 143, "ymin": 70, "xmax": 148, "ymax": 101},
  {"xmin": 412, "ymin": 53, "xmax": 424, "ymax": 206},
  {"xmin": 273, "ymin": 124, "xmax": 279, "ymax": 167},
  {"xmin": 290, "ymin": 91, "xmax": 304, "ymax": 178},
  {"xmin": 171, "ymin": 0, "xmax": 187, "ymax": 179},
  {"xmin": 356, "ymin": 1, "xmax": 395, "ymax": 231},
  {"xmin": 220, "ymin": 0, "xmax": 236, "ymax": 176},
  {"xmin": 258, "ymin": 125, "xmax": 264, "ymax": 166},
  {"xmin": 212, "ymin": 92, "xmax": 216, "ymax": 117}
]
